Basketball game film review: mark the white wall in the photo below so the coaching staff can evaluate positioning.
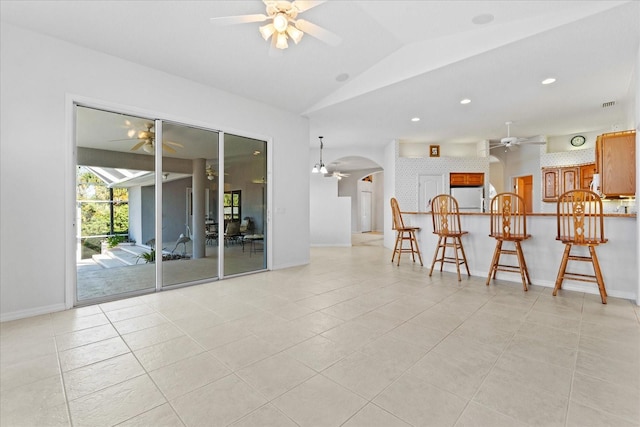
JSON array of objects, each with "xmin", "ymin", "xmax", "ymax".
[
  {"xmin": 0, "ymin": 24, "xmax": 310, "ymax": 320},
  {"xmin": 309, "ymin": 146, "xmax": 384, "ymax": 244},
  {"xmin": 309, "ymin": 174, "xmax": 351, "ymax": 246},
  {"xmin": 383, "ymin": 141, "xmax": 398, "ymax": 249},
  {"xmin": 635, "ymin": 40, "xmax": 640, "ymax": 306}
]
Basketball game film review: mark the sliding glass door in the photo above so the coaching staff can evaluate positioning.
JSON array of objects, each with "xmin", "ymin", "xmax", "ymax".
[
  {"xmin": 75, "ymin": 106, "xmax": 157, "ymax": 301},
  {"xmin": 223, "ymin": 134, "xmax": 267, "ymax": 276},
  {"xmin": 75, "ymin": 106, "xmax": 268, "ymax": 305},
  {"xmin": 162, "ymin": 122, "xmax": 219, "ymax": 287}
]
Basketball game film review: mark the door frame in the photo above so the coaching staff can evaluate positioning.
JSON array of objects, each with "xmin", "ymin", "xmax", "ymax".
[{"xmin": 66, "ymin": 95, "xmax": 273, "ymax": 309}]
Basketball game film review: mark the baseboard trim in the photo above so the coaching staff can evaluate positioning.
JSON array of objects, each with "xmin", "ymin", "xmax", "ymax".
[{"xmin": 1, "ymin": 303, "xmax": 67, "ymax": 323}]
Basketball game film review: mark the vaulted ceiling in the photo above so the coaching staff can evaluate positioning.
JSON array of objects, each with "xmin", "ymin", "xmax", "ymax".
[{"xmin": 2, "ymin": 1, "xmax": 638, "ymax": 153}]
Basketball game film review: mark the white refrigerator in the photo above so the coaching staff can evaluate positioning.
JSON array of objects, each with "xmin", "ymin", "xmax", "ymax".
[{"xmin": 450, "ymin": 187, "xmax": 485, "ymax": 212}]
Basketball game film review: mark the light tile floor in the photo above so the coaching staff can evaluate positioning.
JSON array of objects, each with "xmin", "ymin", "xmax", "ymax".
[{"xmin": 1, "ymin": 245, "xmax": 639, "ymax": 427}]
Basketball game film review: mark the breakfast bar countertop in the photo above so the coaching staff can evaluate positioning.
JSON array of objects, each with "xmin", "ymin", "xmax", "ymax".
[{"xmin": 399, "ymin": 212, "xmax": 637, "ymax": 301}]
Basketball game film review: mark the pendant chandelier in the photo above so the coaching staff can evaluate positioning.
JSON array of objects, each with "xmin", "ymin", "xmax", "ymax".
[{"xmin": 311, "ymin": 136, "xmax": 328, "ymax": 174}]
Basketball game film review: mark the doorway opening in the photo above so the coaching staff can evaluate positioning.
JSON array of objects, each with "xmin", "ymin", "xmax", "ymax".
[{"xmin": 513, "ymin": 175, "xmax": 533, "ymax": 213}]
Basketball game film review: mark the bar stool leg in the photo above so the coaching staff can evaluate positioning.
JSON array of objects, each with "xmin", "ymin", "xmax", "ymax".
[
  {"xmin": 486, "ymin": 241, "xmax": 501, "ymax": 286},
  {"xmin": 457, "ymin": 236, "xmax": 470, "ymax": 278},
  {"xmin": 453, "ymin": 237, "xmax": 461, "ymax": 281},
  {"xmin": 514, "ymin": 241, "xmax": 528, "ymax": 291},
  {"xmin": 392, "ymin": 231, "xmax": 401, "ymax": 265},
  {"xmin": 440, "ymin": 237, "xmax": 448, "ymax": 272},
  {"xmin": 429, "ymin": 236, "xmax": 443, "ymax": 277},
  {"xmin": 409, "ymin": 231, "xmax": 417, "ymax": 263},
  {"xmin": 590, "ymin": 246, "xmax": 607, "ymax": 304},
  {"xmin": 411, "ymin": 230, "xmax": 423, "ymax": 266},
  {"xmin": 553, "ymin": 244, "xmax": 572, "ymax": 296}
]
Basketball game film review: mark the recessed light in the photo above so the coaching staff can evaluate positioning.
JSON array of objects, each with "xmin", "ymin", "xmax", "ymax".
[
  {"xmin": 542, "ymin": 78, "xmax": 556, "ymax": 85},
  {"xmin": 411, "ymin": 117, "xmax": 420, "ymax": 122},
  {"xmin": 460, "ymin": 98, "xmax": 471, "ymax": 105},
  {"xmin": 472, "ymin": 14, "xmax": 494, "ymax": 25},
  {"xmin": 336, "ymin": 73, "xmax": 349, "ymax": 82}
]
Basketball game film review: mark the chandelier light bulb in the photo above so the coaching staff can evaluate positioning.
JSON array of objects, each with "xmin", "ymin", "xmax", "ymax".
[
  {"xmin": 259, "ymin": 23, "xmax": 275, "ymax": 40},
  {"xmin": 312, "ymin": 165, "xmax": 319, "ymax": 173},
  {"xmin": 320, "ymin": 164, "xmax": 328, "ymax": 174},
  {"xmin": 273, "ymin": 13, "xmax": 288, "ymax": 32},
  {"xmin": 286, "ymin": 25, "xmax": 303, "ymax": 44},
  {"xmin": 276, "ymin": 32, "xmax": 288, "ymax": 49}
]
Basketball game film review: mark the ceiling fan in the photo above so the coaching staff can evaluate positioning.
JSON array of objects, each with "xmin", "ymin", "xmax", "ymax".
[
  {"xmin": 490, "ymin": 121, "xmax": 547, "ymax": 151},
  {"xmin": 327, "ymin": 171, "xmax": 350, "ymax": 180},
  {"xmin": 210, "ymin": 0, "xmax": 341, "ymax": 52},
  {"xmin": 113, "ymin": 123, "xmax": 184, "ymax": 154}
]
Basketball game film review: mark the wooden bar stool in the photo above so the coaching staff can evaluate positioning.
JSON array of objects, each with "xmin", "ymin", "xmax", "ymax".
[
  {"xmin": 429, "ymin": 194, "xmax": 470, "ymax": 281},
  {"xmin": 554, "ymin": 189, "xmax": 609, "ymax": 303},
  {"xmin": 390, "ymin": 197, "xmax": 423, "ymax": 266},
  {"xmin": 486, "ymin": 192, "xmax": 532, "ymax": 291}
]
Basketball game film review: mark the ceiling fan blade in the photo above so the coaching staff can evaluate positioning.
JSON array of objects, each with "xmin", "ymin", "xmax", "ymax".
[
  {"xmin": 161, "ymin": 143, "xmax": 177, "ymax": 154},
  {"xmin": 295, "ymin": 19, "xmax": 341, "ymax": 46},
  {"xmin": 209, "ymin": 14, "xmax": 269, "ymax": 26},
  {"xmin": 292, "ymin": 0, "xmax": 325, "ymax": 13},
  {"xmin": 164, "ymin": 140, "xmax": 183, "ymax": 148},
  {"xmin": 518, "ymin": 135, "xmax": 547, "ymax": 145},
  {"xmin": 130, "ymin": 140, "xmax": 146, "ymax": 151}
]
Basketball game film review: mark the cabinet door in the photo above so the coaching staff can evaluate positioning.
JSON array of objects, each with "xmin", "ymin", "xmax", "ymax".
[
  {"xmin": 580, "ymin": 163, "xmax": 596, "ymax": 190},
  {"xmin": 561, "ymin": 167, "xmax": 579, "ymax": 194},
  {"xmin": 450, "ymin": 173, "xmax": 467, "ymax": 186},
  {"xmin": 466, "ymin": 173, "xmax": 484, "ymax": 186},
  {"xmin": 599, "ymin": 131, "xmax": 636, "ymax": 196},
  {"xmin": 542, "ymin": 168, "xmax": 559, "ymax": 201}
]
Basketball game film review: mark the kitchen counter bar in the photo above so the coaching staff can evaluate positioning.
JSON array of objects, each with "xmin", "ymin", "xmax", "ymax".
[
  {"xmin": 402, "ymin": 212, "xmax": 637, "ymax": 301},
  {"xmin": 403, "ymin": 211, "xmax": 637, "ymax": 218}
]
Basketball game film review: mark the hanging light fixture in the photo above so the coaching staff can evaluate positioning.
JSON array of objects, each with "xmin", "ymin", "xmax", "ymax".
[
  {"xmin": 312, "ymin": 136, "xmax": 328, "ymax": 174},
  {"xmin": 256, "ymin": 2, "xmax": 308, "ymax": 50}
]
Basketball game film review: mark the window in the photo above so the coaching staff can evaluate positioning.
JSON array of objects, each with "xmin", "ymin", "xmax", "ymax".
[{"xmin": 223, "ymin": 190, "xmax": 241, "ymax": 221}]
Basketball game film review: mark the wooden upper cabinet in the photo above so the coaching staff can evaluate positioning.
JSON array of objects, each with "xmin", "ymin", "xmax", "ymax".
[
  {"xmin": 450, "ymin": 173, "xmax": 484, "ymax": 187},
  {"xmin": 596, "ymin": 130, "xmax": 636, "ymax": 197},
  {"xmin": 542, "ymin": 163, "xmax": 595, "ymax": 202}
]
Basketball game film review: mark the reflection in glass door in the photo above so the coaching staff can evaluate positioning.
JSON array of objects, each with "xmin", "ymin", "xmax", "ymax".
[
  {"xmin": 223, "ymin": 134, "xmax": 267, "ymax": 276},
  {"xmin": 75, "ymin": 106, "xmax": 157, "ymax": 302},
  {"xmin": 162, "ymin": 122, "xmax": 219, "ymax": 287},
  {"xmin": 75, "ymin": 106, "xmax": 266, "ymax": 305}
]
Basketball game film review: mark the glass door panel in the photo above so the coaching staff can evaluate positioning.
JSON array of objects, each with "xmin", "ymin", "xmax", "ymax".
[
  {"xmin": 162, "ymin": 122, "xmax": 219, "ymax": 287},
  {"xmin": 223, "ymin": 134, "xmax": 267, "ymax": 275},
  {"xmin": 75, "ymin": 106, "xmax": 157, "ymax": 302}
]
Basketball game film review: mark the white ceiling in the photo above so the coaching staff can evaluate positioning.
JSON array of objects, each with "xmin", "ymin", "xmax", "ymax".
[{"xmin": 2, "ymin": 0, "xmax": 638, "ymax": 159}]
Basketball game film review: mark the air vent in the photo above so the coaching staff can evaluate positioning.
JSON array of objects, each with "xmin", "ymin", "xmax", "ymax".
[{"xmin": 602, "ymin": 101, "xmax": 616, "ymax": 108}]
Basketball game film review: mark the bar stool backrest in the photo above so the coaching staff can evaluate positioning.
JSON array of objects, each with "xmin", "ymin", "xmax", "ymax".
[
  {"xmin": 489, "ymin": 192, "xmax": 528, "ymax": 240},
  {"xmin": 556, "ymin": 189, "xmax": 606, "ymax": 245},
  {"xmin": 431, "ymin": 194, "xmax": 463, "ymax": 235},
  {"xmin": 390, "ymin": 197, "xmax": 407, "ymax": 230}
]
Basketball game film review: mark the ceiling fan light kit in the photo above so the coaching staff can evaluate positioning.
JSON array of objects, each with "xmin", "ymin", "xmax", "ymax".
[{"xmin": 211, "ymin": 0, "xmax": 340, "ymax": 51}]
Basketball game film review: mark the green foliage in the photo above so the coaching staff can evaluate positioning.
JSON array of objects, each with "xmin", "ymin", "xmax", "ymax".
[
  {"xmin": 138, "ymin": 250, "xmax": 156, "ymax": 263},
  {"xmin": 106, "ymin": 235, "xmax": 125, "ymax": 248},
  {"xmin": 77, "ymin": 168, "xmax": 129, "ymax": 238}
]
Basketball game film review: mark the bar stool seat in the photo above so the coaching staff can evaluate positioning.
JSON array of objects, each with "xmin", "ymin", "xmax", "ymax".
[
  {"xmin": 554, "ymin": 189, "xmax": 608, "ymax": 303},
  {"xmin": 429, "ymin": 194, "xmax": 470, "ymax": 281},
  {"xmin": 486, "ymin": 192, "xmax": 532, "ymax": 291},
  {"xmin": 390, "ymin": 197, "xmax": 423, "ymax": 266}
]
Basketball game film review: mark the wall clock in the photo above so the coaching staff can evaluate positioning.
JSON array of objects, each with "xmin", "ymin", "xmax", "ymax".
[{"xmin": 570, "ymin": 135, "xmax": 586, "ymax": 147}]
